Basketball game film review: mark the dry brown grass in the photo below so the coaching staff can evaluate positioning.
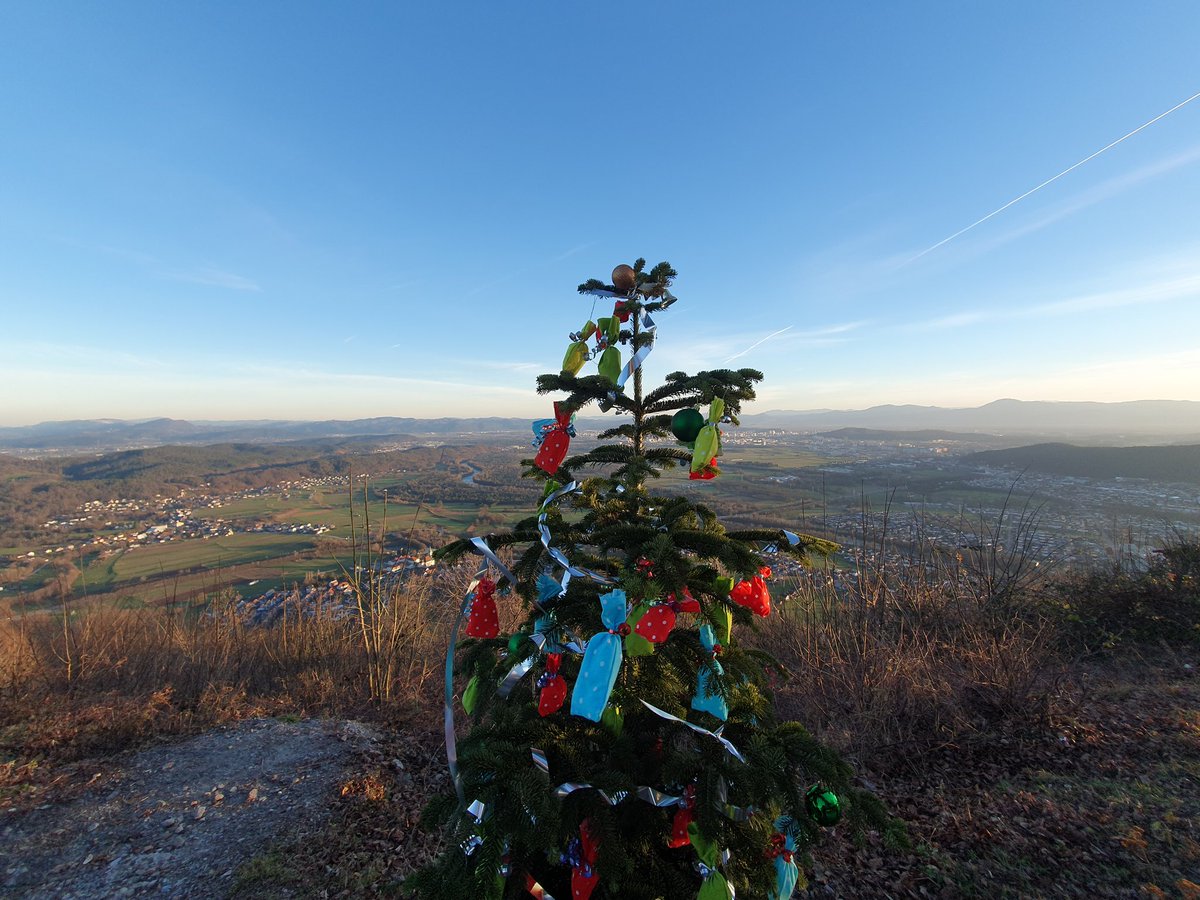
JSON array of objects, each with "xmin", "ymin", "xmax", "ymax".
[
  {"xmin": 0, "ymin": 569, "xmax": 475, "ymax": 806},
  {"xmin": 755, "ymin": 552, "xmax": 1061, "ymax": 769}
]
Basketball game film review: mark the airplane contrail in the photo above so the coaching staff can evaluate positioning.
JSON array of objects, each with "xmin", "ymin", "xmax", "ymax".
[
  {"xmin": 723, "ymin": 326, "xmax": 793, "ymax": 364},
  {"xmin": 908, "ymin": 88, "xmax": 1200, "ymax": 264}
]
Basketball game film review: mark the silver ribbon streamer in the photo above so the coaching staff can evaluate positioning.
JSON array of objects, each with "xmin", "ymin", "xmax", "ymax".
[
  {"xmin": 716, "ymin": 776, "xmax": 756, "ymax": 822},
  {"xmin": 763, "ymin": 529, "xmax": 803, "ymax": 554},
  {"xmin": 497, "ymin": 654, "xmax": 538, "ymax": 699},
  {"xmin": 640, "ymin": 701, "xmax": 747, "ymax": 763},
  {"xmin": 469, "ymin": 536, "xmax": 517, "ymax": 585},
  {"xmin": 497, "ymin": 629, "xmax": 587, "ymax": 700},
  {"xmin": 445, "ymin": 564, "xmax": 487, "ymax": 809},
  {"xmin": 531, "ymin": 749, "xmax": 692, "ymax": 812},
  {"xmin": 636, "ymin": 786, "xmax": 686, "ymax": 808},
  {"xmin": 536, "ymin": 484, "xmax": 619, "ymax": 590},
  {"xmin": 539, "ymin": 479, "xmax": 580, "ymax": 512},
  {"xmin": 616, "ymin": 311, "xmax": 656, "ymax": 389}
]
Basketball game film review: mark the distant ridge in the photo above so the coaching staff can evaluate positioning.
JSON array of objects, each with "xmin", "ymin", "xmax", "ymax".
[
  {"xmin": 813, "ymin": 427, "xmax": 996, "ymax": 442},
  {"xmin": 0, "ymin": 416, "xmax": 532, "ymax": 450},
  {"xmin": 2, "ymin": 399, "xmax": 1198, "ymax": 451},
  {"xmin": 743, "ymin": 399, "xmax": 1200, "ymax": 436},
  {"xmin": 966, "ymin": 442, "xmax": 1200, "ymax": 484}
]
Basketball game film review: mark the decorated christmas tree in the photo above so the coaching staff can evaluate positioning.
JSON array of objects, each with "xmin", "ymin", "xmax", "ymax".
[{"xmin": 409, "ymin": 260, "xmax": 890, "ymax": 899}]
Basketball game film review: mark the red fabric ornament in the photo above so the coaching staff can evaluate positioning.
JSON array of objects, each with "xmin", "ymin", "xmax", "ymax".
[
  {"xmin": 464, "ymin": 576, "xmax": 499, "ymax": 638},
  {"xmin": 534, "ymin": 402, "xmax": 573, "ymax": 476},
  {"xmin": 538, "ymin": 653, "xmax": 568, "ymax": 716},
  {"xmin": 613, "ymin": 300, "xmax": 631, "ymax": 323},
  {"xmin": 668, "ymin": 786, "xmax": 697, "ymax": 848},
  {"xmin": 730, "ymin": 574, "xmax": 771, "ymax": 617},
  {"xmin": 571, "ymin": 819, "xmax": 599, "ymax": 900},
  {"xmin": 689, "ymin": 458, "xmax": 718, "ymax": 480},
  {"xmin": 634, "ymin": 603, "xmax": 676, "ymax": 644},
  {"xmin": 667, "ymin": 587, "xmax": 701, "ymax": 613}
]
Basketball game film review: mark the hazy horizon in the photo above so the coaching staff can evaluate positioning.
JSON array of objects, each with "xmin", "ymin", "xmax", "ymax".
[
  {"xmin": 4, "ymin": 396, "xmax": 1200, "ymax": 432},
  {"xmin": 3, "ymin": 4, "xmax": 1199, "ymax": 425}
]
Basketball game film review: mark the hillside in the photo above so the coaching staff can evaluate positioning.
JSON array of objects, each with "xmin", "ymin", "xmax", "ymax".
[
  {"xmin": 966, "ymin": 442, "xmax": 1200, "ymax": 484},
  {"xmin": 814, "ymin": 427, "xmax": 996, "ymax": 442}
]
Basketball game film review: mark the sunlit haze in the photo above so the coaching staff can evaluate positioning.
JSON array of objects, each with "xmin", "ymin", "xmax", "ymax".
[{"xmin": 3, "ymin": 4, "xmax": 1199, "ymax": 425}]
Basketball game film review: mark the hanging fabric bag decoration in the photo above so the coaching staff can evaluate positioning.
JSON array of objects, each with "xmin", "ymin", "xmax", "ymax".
[
  {"xmin": 461, "ymin": 674, "xmax": 481, "ymax": 715},
  {"xmin": 565, "ymin": 819, "xmax": 599, "ymax": 900},
  {"xmin": 688, "ymin": 824, "xmax": 734, "ymax": 900},
  {"xmin": 667, "ymin": 586, "xmax": 701, "ymax": 613},
  {"xmin": 537, "ymin": 653, "xmax": 569, "ymax": 716},
  {"xmin": 766, "ymin": 817, "xmax": 799, "ymax": 900},
  {"xmin": 691, "ymin": 624, "xmax": 729, "ymax": 721},
  {"xmin": 570, "ymin": 588, "xmax": 629, "ymax": 722},
  {"xmin": 534, "ymin": 402, "xmax": 575, "ymax": 476},
  {"xmin": 690, "ymin": 398, "xmax": 724, "ymax": 480},
  {"xmin": 623, "ymin": 603, "xmax": 657, "ymax": 657},
  {"xmin": 711, "ymin": 578, "xmax": 735, "ymax": 645},
  {"xmin": 668, "ymin": 784, "xmax": 697, "ymax": 848},
  {"xmin": 730, "ymin": 566, "xmax": 772, "ymax": 617},
  {"xmin": 595, "ymin": 316, "xmax": 622, "ymax": 385},
  {"xmin": 633, "ymin": 601, "xmax": 676, "ymax": 644},
  {"xmin": 464, "ymin": 576, "xmax": 500, "ymax": 638},
  {"xmin": 562, "ymin": 320, "xmax": 597, "ymax": 377}
]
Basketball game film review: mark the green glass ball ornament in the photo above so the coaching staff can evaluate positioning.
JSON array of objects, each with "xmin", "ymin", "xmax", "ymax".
[
  {"xmin": 806, "ymin": 784, "xmax": 841, "ymax": 826},
  {"xmin": 671, "ymin": 408, "xmax": 705, "ymax": 443},
  {"xmin": 507, "ymin": 632, "xmax": 524, "ymax": 654}
]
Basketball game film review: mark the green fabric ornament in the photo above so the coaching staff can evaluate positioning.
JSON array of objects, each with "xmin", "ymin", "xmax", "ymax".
[
  {"xmin": 690, "ymin": 398, "xmax": 724, "ymax": 477},
  {"xmin": 508, "ymin": 632, "xmax": 525, "ymax": 654},
  {"xmin": 597, "ymin": 346, "xmax": 621, "ymax": 384},
  {"xmin": 462, "ymin": 675, "xmax": 480, "ymax": 715},
  {"xmin": 671, "ymin": 408, "xmax": 705, "ymax": 443},
  {"xmin": 624, "ymin": 603, "xmax": 656, "ymax": 657},
  {"xmin": 687, "ymin": 823, "xmax": 734, "ymax": 900},
  {"xmin": 806, "ymin": 784, "xmax": 841, "ymax": 826},
  {"xmin": 601, "ymin": 705, "xmax": 624, "ymax": 736},
  {"xmin": 711, "ymin": 578, "xmax": 734, "ymax": 645}
]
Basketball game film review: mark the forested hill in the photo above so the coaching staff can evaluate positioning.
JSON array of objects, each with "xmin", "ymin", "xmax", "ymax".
[{"xmin": 966, "ymin": 443, "xmax": 1200, "ymax": 484}]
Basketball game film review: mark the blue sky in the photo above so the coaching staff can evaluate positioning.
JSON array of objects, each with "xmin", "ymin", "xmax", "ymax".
[{"xmin": 2, "ymin": 2, "xmax": 1199, "ymax": 425}]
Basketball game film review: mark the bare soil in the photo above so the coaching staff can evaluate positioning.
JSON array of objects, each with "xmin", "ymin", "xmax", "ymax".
[{"xmin": 1, "ymin": 718, "xmax": 379, "ymax": 899}]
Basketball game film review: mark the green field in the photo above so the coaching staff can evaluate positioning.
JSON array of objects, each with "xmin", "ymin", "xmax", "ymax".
[
  {"xmin": 76, "ymin": 533, "xmax": 317, "ymax": 592},
  {"xmin": 213, "ymin": 484, "xmax": 525, "ymax": 537}
]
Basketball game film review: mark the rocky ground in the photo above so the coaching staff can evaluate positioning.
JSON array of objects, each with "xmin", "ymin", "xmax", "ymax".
[
  {"xmin": 1, "ymin": 660, "xmax": 1197, "ymax": 899},
  {"xmin": 0, "ymin": 718, "xmax": 379, "ymax": 899}
]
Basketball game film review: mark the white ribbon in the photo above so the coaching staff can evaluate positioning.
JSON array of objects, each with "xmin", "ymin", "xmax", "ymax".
[{"xmin": 640, "ymin": 701, "xmax": 747, "ymax": 763}]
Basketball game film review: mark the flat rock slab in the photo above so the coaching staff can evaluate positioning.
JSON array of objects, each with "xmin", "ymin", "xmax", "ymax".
[{"xmin": 1, "ymin": 717, "xmax": 377, "ymax": 899}]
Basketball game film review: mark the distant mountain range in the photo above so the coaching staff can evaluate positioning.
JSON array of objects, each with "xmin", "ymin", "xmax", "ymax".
[
  {"xmin": 1, "ymin": 399, "xmax": 1197, "ymax": 451},
  {"xmin": 742, "ymin": 399, "xmax": 1200, "ymax": 436},
  {"xmin": 0, "ymin": 416, "xmax": 528, "ymax": 450}
]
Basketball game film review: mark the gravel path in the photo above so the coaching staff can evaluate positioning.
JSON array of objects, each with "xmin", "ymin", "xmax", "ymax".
[{"xmin": 1, "ymin": 717, "xmax": 378, "ymax": 899}]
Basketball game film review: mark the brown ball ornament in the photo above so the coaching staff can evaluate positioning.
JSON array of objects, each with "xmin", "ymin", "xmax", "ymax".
[{"xmin": 611, "ymin": 264, "xmax": 636, "ymax": 292}]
